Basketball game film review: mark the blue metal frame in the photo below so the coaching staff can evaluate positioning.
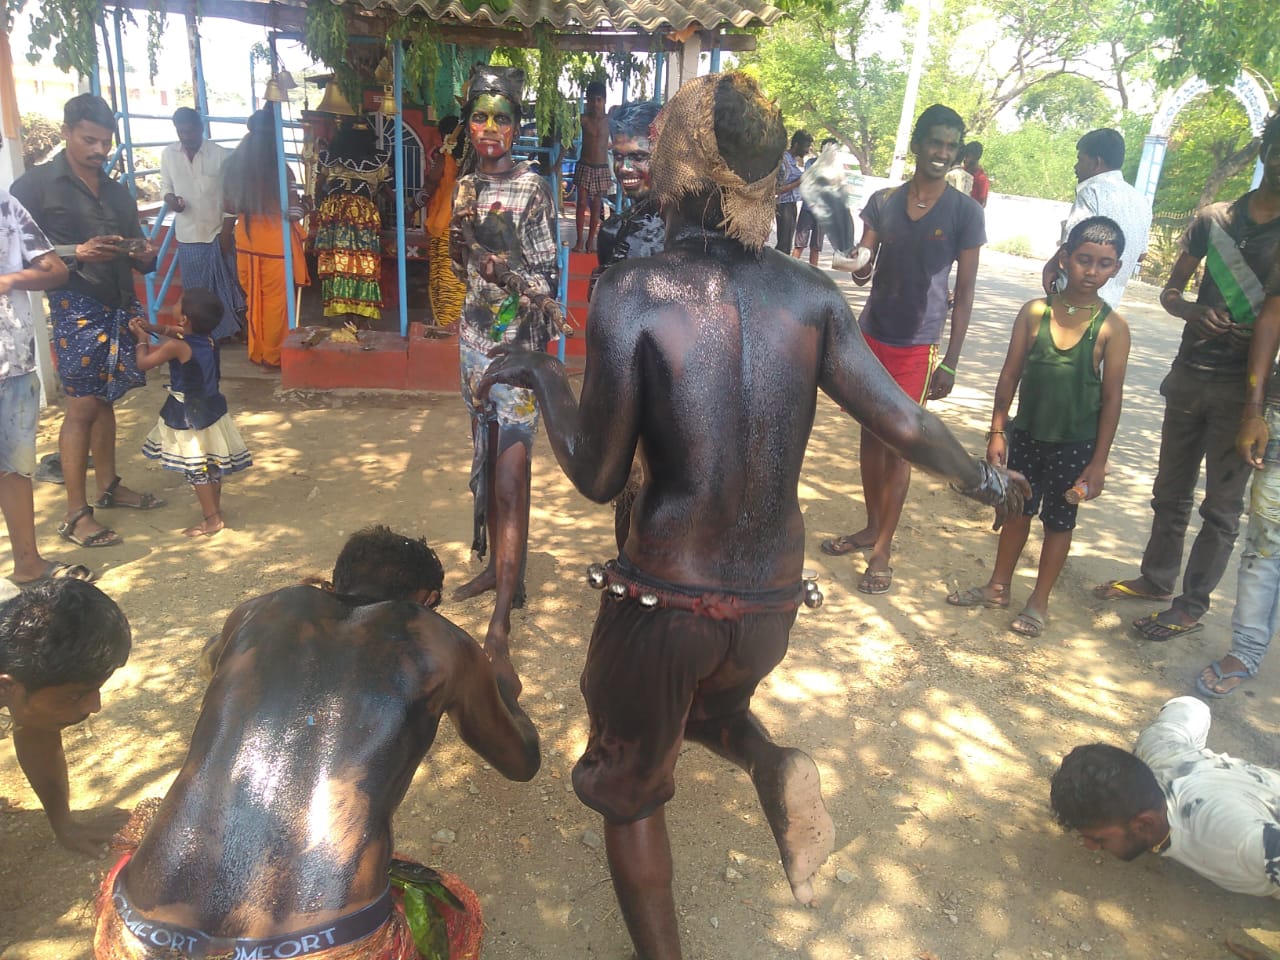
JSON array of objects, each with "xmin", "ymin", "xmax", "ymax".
[
  {"xmin": 112, "ymin": 9, "xmax": 137, "ymax": 196},
  {"xmin": 393, "ymin": 41, "xmax": 408, "ymax": 337}
]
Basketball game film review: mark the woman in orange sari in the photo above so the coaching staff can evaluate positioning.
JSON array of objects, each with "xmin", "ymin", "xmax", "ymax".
[{"xmin": 222, "ymin": 109, "xmax": 309, "ymax": 369}]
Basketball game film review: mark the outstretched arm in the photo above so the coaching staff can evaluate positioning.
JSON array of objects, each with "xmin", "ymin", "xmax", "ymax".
[
  {"xmin": 818, "ymin": 291, "xmax": 1025, "ymax": 520},
  {"xmin": 12, "ymin": 725, "xmax": 123, "ymax": 855},
  {"xmin": 443, "ymin": 624, "xmax": 540, "ymax": 782},
  {"xmin": 480, "ymin": 272, "xmax": 642, "ymax": 503}
]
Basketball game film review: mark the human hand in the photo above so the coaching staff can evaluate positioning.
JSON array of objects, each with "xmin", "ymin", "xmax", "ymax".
[
  {"xmin": 0, "ymin": 274, "xmax": 14, "ymax": 296},
  {"xmin": 1075, "ymin": 461, "xmax": 1106, "ymax": 500},
  {"xmin": 927, "ymin": 365, "xmax": 955, "ymax": 401},
  {"xmin": 1238, "ymin": 413, "xmax": 1269, "ymax": 469},
  {"xmin": 1186, "ymin": 304, "xmax": 1232, "ymax": 339},
  {"xmin": 1226, "ymin": 322, "xmax": 1254, "ymax": 344},
  {"xmin": 1041, "ymin": 258, "xmax": 1060, "ymax": 296},
  {"xmin": 165, "ymin": 193, "xmax": 186, "ymax": 213},
  {"xmin": 985, "ymin": 432, "xmax": 1006, "ymax": 467},
  {"xmin": 52, "ymin": 807, "xmax": 128, "ymax": 858},
  {"xmin": 76, "ymin": 235, "xmax": 125, "ymax": 262},
  {"xmin": 128, "ymin": 317, "xmax": 149, "ymax": 343},
  {"xmin": 477, "ymin": 346, "xmax": 544, "ymax": 403}
]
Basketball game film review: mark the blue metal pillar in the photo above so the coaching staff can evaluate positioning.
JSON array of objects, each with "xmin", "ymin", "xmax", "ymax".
[
  {"xmin": 112, "ymin": 9, "xmax": 136, "ymax": 196},
  {"xmin": 710, "ymin": 35, "xmax": 722, "ymax": 73},
  {"xmin": 273, "ymin": 100, "xmax": 298, "ymax": 330},
  {"xmin": 191, "ymin": 19, "xmax": 210, "ymax": 127},
  {"xmin": 654, "ymin": 51, "xmax": 665, "ymax": 102},
  {"xmin": 394, "ymin": 40, "xmax": 408, "ymax": 337}
]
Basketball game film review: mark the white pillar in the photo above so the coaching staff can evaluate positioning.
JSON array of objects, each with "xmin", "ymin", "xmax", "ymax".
[
  {"xmin": 664, "ymin": 36, "xmax": 703, "ymax": 97},
  {"xmin": 888, "ymin": 0, "xmax": 931, "ymax": 184}
]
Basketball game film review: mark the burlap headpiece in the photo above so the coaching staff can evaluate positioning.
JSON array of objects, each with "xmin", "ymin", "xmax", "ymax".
[
  {"xmin": 651, "ymin": 72, "xmax": 783, "ymax": 250},
  {"xmin": 463, "ymin": 64, "xmax": 526, "ymax": 114}
]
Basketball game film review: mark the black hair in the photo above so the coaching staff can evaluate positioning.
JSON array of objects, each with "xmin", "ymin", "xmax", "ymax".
[
  {"xmin": 180, "ymin": 287, "xmax": 225, "ymax": 335},
  {"xmin": 1262, "ymin": 113, "xmax": 1280, "ymax": 160},
  {"xmin": 963, "ymin": 141, "xmax": 983, "ymax": 162},
  {"xmin": 586, "ymin": 80, "xmax": 607, "ymax": 99},
  {"xmin": 0, "ymin": 580, "xmax": 130, "ymax": 692},
  {"xmin": 223, "ymin": 109, "xmax": 281, "ymax": 217},
  {"xmin": 911, "ymin": 104, "xmax": 965, "ymax": 146},
  {"xmin": 1065, "ymin": 215, "xmax": 1125, "ymax": 257},
  {"xmin": 326, "ymin": 119, "xmax": 380, "ymax": 164},
  {"xmin": 789, "ymin": 129, "xmax": 813, "ymax": 154},
  {"xmin": 172, "ymin": 106, "xmax": 201, "ymax": 127},
  {"xmin": 714, "ymin": 72, "xmax": 786, "ymax": 185},
  {"xmin": 820, "ymin": 137, "xmax": 838, "ymax": 150},
  {"xmin": 64, "ymin": 94, "xmax": 116, "ymax": 134},
  {"xmin": 1049, "ymin": 744, "xmax": 1164, "ymax": 831},
  {"xmin": 332, "ymin": 526, "xmax": 445, "ymax": 601},
  {"xmin": 608, "ymin": 100, "xmax": 662, "ymax": 141},
  {"xmin": 1076, "ymin": 128, "xmax": 1125, "ymax": 170}
]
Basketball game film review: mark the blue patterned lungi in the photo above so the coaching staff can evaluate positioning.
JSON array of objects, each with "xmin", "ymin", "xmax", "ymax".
[
  {"xmin": 49, "ymin": 291, "xmax": 146, "ymax": 402},
  {"xmin": 177, "ymin": 240, "xmax": 246, "ymax": 341}
]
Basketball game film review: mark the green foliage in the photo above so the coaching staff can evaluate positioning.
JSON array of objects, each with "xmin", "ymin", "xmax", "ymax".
[
  {"xmin": 390, "ymin": 16, "xmax": 443, "ymax": 105},
  {"xmin": 302, "ymin": 1, "xmax": 363, "ymax": 106},
  {"xmin": 1153, "ymin": 90, "xmax": 1256, "ymax": 213},
  {"xmin": 9, "ymin": 0, "xmax": 99, "ymax": 78},
  {"xmin": 19, "ymin": 113, "xmax": 61, "ymax": 167},
  {"xmin": 737, "ymin": 7, "xmax": 904, "ymax": 175},
  {"xmin": 991, "ymin": 235, "xmax": 1033, "ymax": 257},
  {"xmin": 1151, "ymin": 0, "xmax": 1280, "ymax": 88},
  {"xmin": 1015, "ymin": 75, "xmax": 1113, "ymax": 128},
  {"xmin": 491, "ymin": 34, "xmax": 580, "ymax": 148},
  {"xmin": 978, "ymin": 120, "xmax": 1080, "ymax": 201}
]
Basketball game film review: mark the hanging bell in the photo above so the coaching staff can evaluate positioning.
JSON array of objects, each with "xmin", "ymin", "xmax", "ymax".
[
  {"xmin": 316, "ymin": 80, "xmax": 358, "ymax": 117},
  {"xmin": 608, "ymin": 582, "xmax": 628, "ymax": 601},
  {"xmin": 586, "ymin": 563, "xmax": 607, "ymax": 589},
  {"xmin": 263, "ymin": 76, "xmax": 287, "ymax": 103},
  {"xmin": 380, "ymin": 85, "xmax": 397, "ymax": 117}
]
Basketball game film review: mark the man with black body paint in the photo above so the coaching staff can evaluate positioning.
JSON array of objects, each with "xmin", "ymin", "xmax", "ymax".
[{"xmin": 482, "ymin": 72, "xmax": 1026, "ymax": 960}]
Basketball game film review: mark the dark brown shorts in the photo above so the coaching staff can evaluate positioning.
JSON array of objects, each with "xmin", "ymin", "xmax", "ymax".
[{"xmin": 572, "ymin": 578, "xmax": 798, "ymax": 824}]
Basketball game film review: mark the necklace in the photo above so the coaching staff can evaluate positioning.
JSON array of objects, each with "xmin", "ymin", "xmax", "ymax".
[
  {"xmin": 1059, "ymin": 298, "xmax": 1100, "ymax": 316},
  {"xmin": 909, "ymin": 185, "xmax": 937, "ymax": 209}
]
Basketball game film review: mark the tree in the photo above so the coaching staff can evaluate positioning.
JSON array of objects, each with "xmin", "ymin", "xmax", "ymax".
[
  {"xmin": 1149, "ymin": 0, "xmax": 1280, "ymax": 89},
  {"xmin": 1155, "ymin": 90, "xmax": 1257, "ymax": 214},
  {"xmin": 737, "ymin": 4, "xmax": 906, "ymax": 175}
]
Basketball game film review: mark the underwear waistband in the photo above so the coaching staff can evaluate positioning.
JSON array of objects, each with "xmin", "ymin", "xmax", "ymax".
[
  {"xmin": 111, "ymin": 873, "xmax": 393, "ymax": 959},
  {"xmin": 605, "ymin": 555, "xmax": 803, "ymax": 621}
]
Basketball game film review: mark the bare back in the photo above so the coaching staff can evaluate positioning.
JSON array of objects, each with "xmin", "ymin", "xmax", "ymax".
[{"xmin": 121, "ymin": 587, "xmax": 483, "ymax": 936}]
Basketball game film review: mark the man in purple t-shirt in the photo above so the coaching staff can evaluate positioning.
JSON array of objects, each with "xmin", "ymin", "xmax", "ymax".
[{"xmin": 820, "ymin": 104, "xmax": 986, "ymax": 595}]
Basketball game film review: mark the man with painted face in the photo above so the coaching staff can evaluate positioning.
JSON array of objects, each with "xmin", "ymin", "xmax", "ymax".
[
  {"xmin": 819, "ymin": 104, "xmax": 986, "ymax": 598},
  {"xmin": 480, "ymin": 72, "xmax": 1025, "ymax": 959},
  {"xmin": 12, "ymin": 94, "xmax": 165, "ymax": 551},
  {"xmin": 588, "ymin": 100, "xmax": 663, "ymax": 301},
  {"xmin": 160, "ymin": 107, "xmax": 243, "ymax": 342},
  {"xmin": 92, "ymin": 526, "xmax": 540, "ymax": 959},
  {"xmin": 449, "ymin": 65, "xmax": 559, "ymax": 660}
]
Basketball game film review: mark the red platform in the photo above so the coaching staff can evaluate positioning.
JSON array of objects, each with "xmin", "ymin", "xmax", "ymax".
[{"xmin": 281, "ymin": 323, "xmax": 461, "ymax": 392}]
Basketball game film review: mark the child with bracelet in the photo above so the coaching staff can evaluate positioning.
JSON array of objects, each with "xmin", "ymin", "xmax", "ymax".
[{"xmin": 946, "ymin": 216, "xmax": 1130, "ymax": 636}]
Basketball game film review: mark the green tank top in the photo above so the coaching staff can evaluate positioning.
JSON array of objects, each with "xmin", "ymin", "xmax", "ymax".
[{"xmin": 1011, "ymin": 297, "xmax": 1107, "ymax": 443}]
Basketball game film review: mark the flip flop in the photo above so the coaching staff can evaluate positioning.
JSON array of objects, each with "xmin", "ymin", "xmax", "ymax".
[
  {"xmin": 94, "ymin": 476, "xmax": 166, "ymax": 510},
  {"xmin": 56, "ymin": 506, "xmax": 122, "ymax": 548},
  {"xmin": 857, "ymin": 567, "xmax": 893, "ymax": 595},
  {"xmin": 1010, "ymin": 607, "xmax": 1045, "ymax": 638},
  {"xmin": 946, "ymin": 585, "xmax": 1010, "ymax": 609},
  {"xmin": 11, "ymin": 560, "xmax": 96, "ymax": 588},
  {"xmin": 1133, "ymin": 611, "xmax": 1203, "ymax": 642},
  {"xmin": 1094, "ymin": 579, "xmax": 1173, "ymax": 602},
  {"xmin": 820, "ymin": 534, "xmax": 874, "ymax": 557},
  {"xmin": 1195, "ymin": 661, "xmax": 1253, "ymax": 698}
]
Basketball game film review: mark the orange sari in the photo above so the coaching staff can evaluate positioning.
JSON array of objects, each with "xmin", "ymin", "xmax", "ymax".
[{"xmin": 235, "ymin": 215, "xmax": 309, "ymax": 367}]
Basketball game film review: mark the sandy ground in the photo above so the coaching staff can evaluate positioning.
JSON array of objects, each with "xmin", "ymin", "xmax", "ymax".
[{"xmin": 1, "ymin": 251, "xmax": 1278, "ymax": 960}]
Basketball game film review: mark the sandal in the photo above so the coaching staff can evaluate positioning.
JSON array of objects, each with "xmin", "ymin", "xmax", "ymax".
[
  {"xmin": 11, "ymin": 559, "xmax": 96, "ymax": 588},
  {"xmin": 56, "ymin": 506, "xmax": 122, "ymax": 548},
  {"xmin": 1195, "ymin": 660, "xmax": 1252, "ymax": 698},
  {"xmin": 95, "ymin": 476, "xmax": 166, "ymax": 510},
  {"xmin": 1133, "ymin": 610, "xmax": 1203, "ymax": 642},
  {"xmin": 946, "ymin": 584, "xmax": 1010, "ymax": 608},
  {"xmin": 857, "ymin": 567, "xmax": 893, "ymax": 595},
  {"xmin": 820, "ymin": 534, "xmax": 874, "ymax": 557},
  {"xmin": 1094, "ymin": 579, "xmax": 1173, "ymax": 602},
  {"xmin": 1010, "ymin": 607, "xmax": 1045, "ymax": 638}
]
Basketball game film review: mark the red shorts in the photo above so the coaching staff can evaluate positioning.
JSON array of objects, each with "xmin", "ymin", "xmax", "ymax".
[{"xmin": 863, "ymin": 334, "xmax": 937, "ymax": 405}]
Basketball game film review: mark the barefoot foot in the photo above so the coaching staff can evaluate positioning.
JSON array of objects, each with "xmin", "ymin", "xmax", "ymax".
[
  {"xmin": 453, "ymin": 567, "xmax": 497, "ymax": 602},
  {"xmin": 754, "ymin": 748, "xmax": 834, "ymax": 906}
]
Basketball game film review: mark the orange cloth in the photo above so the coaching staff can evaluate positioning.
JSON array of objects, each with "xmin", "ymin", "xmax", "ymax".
[
  {"xmin": 424, "ymin": 154, "xmax": 458, "ymax": 239},
  {"xmin": 235, "ymin": 214, "xmax": 309, "ymax": 367}
]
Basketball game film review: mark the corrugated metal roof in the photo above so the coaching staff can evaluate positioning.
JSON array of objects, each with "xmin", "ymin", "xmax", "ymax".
[{"xmin": 337, "ymin": 0, "xmax": 784, "ymax": 31}]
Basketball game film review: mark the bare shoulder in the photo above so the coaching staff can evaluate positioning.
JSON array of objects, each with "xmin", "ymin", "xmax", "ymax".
[{"xmin": 1099, "ymin": 308, "xmax": 1131, "ymax": 346}]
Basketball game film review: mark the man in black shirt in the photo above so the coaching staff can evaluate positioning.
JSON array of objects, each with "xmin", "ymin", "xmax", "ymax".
[
  {"xmin": 12, "ymin": 94, "xmax": 164, "ymax": 550},
  {"xmin": 1096, "ymin": 114, "xmax": 1280, "ymax": 641}
]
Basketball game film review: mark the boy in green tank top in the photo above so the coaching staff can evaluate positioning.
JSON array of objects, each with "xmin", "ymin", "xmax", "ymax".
[{"xmin": 946, "ymin": 217, "xmax": 1131, "ymax": 636}]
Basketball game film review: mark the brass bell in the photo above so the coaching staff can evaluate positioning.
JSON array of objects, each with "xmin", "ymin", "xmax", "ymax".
[
  {"xmin": 586, "ymin": 563, "xmax": 606, "ymax": 589},
  {"xmin": 638, "ymin": 592, "xmax": 659, "ymax": 609},
  {"xmin": 316, "ymin": 80, "xmax": 358, "ymax": 117},
  {"xmin": 608, "ymin": 582, "xmax": 628, "ymax": 600},
  {"xmin": 803, "ymin": 583, "xmax": 824, "ymax": 609},
  {"xmin": 380, "ymin": 85, "xmax": 397, "ymax": 117},
  {"xmin": 263, "ymin": 76, "xmax": 287, "ymax": 103}
]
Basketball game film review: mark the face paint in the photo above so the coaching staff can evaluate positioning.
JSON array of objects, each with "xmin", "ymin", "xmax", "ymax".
[
  {"xmin": 468, "ymin": 94, "xmax": 516, "ymax": 161},
  {"xmin": 611, "ymin": 134, "xmax": 653, "ymax": 200}
]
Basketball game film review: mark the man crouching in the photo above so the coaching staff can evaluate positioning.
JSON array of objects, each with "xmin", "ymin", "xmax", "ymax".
[{"xmin": 94, "ymin": 525, "xmax": 539, "ymax": 958}]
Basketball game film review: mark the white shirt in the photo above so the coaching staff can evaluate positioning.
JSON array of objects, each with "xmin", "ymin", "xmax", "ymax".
[
  {"xmin": 1135, "ymin": 696, "xmax": 1280, "ymax": 899},
  {"xmin": 159, "ymin": 140, "xmax": 230, "ymax": 244},
  {"xmin": 1062, "ymin": 169, "xmax": 1152, "ymax": 309},
  {"xmin": 0, "ymin": 188, "xmax": 54, "ymax": 381}
]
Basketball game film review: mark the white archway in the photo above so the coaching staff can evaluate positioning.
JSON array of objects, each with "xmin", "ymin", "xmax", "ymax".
[{"xmin": 1135, "ymin": 71, "xmax": 1273, "ymax": 207}]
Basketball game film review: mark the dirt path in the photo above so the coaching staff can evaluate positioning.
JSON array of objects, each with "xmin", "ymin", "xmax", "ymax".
[{"xmin": 2, "ymin": 252, "xmax": 1277, "ymax": 960}]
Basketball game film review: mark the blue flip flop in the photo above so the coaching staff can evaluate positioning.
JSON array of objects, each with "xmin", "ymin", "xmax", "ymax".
[{"xmin": 1195, "ymin": 661, "xmax": 1252, "ymax": 698}]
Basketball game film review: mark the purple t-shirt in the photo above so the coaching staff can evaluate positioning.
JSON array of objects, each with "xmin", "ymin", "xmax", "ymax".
[{"xmin": 858, "ymin": 184, "xmax": 985, "ymax": 346}]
